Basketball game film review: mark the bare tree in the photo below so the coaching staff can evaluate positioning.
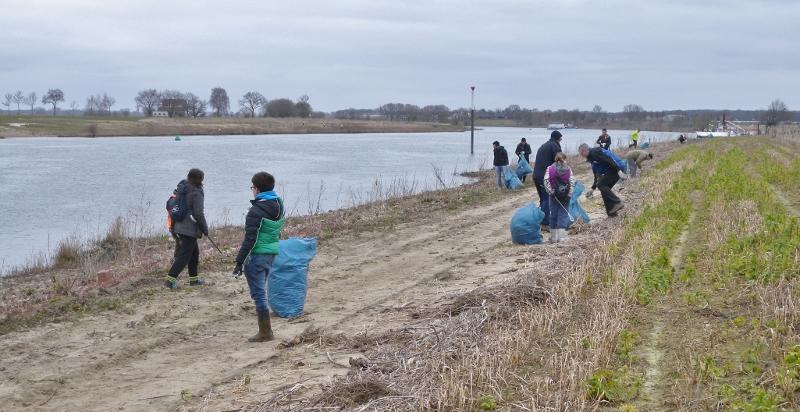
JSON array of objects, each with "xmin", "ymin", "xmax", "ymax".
[
  {"xmin": 42, "ymin": 89, "xmax": 65, "ymax": 116},
  {"xmin": 134, "ymin": 89, "xmax": 161, "ymax": 116},
  {"xmin": 622, "ymin": 104, "xmax": 645, "ymax": 121},
  {"xmin": 12, "ymin": 91, "xmax": 24, "ymax": 114},
  {"xmin": 209, "ymin": 87, "xmax": 229, "ymax": 116},
  {"xmin": 26, "ymin": 92, "xmax": 37, "ymax": 114},
  {"xmin": 592, "ymin": 105, "xmax": 603, "ymax": 113},
  {"xmin": 101, "ymin": 94, "xmax": 115, "ymax": 115},
  {"xmin": 295, "ymin": 95, "xmax": 312, "ymax": 118},
  {"xmin": 238, "ymin": 91, "xmax": 266, "ymax": 117},
  {"xmin": 266, "ymin": 98, "xmax": 296, "ymax": 117},
  {"xmin": 1, "ymin": 93, "xmax": 11, "ymax": 114},
  {"xmin": 763, "ymin": 99, "xmax": 791, "ymax": 126},
  {"xmin": 84, "ymin": 95, "xmax": 99, "ymax": 115},
  {"xmin": 69, "ymin": 100, "xmax": 79, "ymax": 115},
  {"xmin": 185, "ymin": 93, "xmax": 207, "ymax": 117}
]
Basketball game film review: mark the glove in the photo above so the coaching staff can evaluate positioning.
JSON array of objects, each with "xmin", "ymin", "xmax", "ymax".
[
  {"xmin": 585, "ymin": 189, "xmax": 594, "ymax": 199},
  {"xmin": 618, "ymin": 171, "xmax": 628, "ymax": 180},
  {"xmin": 231, "ymin": 263, "xmax": 243, "ymax": 279}
]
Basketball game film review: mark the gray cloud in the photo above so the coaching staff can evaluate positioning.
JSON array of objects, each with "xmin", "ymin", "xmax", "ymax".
[{"xmin": 1, "ymin": 0, "xmax": 797, "ymax": 112}]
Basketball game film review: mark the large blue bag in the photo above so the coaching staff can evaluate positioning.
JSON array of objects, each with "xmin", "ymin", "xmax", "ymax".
[
  {"xmin": 510, "ymin": 203, "xmax": 544, "ymax": 244},
  {"xmin": 268, "ymin": 237, "xmax": 317, "ymax": 318},
  {"xmin": 505, "ymin": 168, "xmax": 524, "ymax": 190},
  {"xmin": 567, "ymin": 182, "xmax": 591, "ymax": 228},
  {"xmin": 515, "ymin": 156, "xmax": 533, "ymax": 179}
]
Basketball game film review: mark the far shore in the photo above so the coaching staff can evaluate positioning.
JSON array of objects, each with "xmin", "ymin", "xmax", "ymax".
[{"xmin": 0, "ymin": 116, "xmax": 465, "ymax": 138}]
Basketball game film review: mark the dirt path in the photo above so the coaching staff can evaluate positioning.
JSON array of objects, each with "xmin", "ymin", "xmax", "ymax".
[{"xmin": 0, "ymin": 171, "xmax": 614, "ymax": 411}]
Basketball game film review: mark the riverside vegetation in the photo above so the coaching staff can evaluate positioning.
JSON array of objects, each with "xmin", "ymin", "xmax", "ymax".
[
  {"xmin": 0, "ymin": 135, "xmax": 798, "ymax": 411},
  {"xmin": 0, "ymin": 115, "xmax": 462, "ymax": 138}
]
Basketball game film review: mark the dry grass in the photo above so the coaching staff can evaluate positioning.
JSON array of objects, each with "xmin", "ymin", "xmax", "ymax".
[{"xmin": 0, "ymin": 115, "xmax": 462, "ymax": 138}]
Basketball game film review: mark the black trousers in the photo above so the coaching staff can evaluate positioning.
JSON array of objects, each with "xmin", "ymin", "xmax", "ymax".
[
  {"xmin": 596, "ymin": 172, "xmax": 621, "ymax": 214},
  {"xmin": 168, "ymin": 235, "xmax": 199, "ymax": 278}
]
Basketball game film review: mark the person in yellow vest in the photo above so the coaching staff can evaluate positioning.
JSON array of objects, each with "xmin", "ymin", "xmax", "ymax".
[
  {"xmin": 629, "ymin": 129, "xmax": 640, "ymax": 148},
  {"xmin": 232, "ymin": 172, "xmax": 285, "ymax": 342}
]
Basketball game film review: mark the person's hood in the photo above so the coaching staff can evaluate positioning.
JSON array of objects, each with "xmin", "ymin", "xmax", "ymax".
[{"xmin": 176, "ymin": 179, "xmax": 189, "ymax": 194}]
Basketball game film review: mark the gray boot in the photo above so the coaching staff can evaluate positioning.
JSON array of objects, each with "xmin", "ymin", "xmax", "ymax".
[{"xmin": 248, "ymin": 310, "xmax": 274, "ymax": 342}]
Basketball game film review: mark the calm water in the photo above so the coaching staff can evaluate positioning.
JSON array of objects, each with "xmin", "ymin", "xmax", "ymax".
[{"xmin": 0, "ymin": 127, "xmax": 677, "ymax": 272}]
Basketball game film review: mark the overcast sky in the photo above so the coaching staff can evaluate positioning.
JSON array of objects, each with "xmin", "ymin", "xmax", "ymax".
[{"xmin": 1, "ymin": 0, "xmax": 797, "ymax": 112}]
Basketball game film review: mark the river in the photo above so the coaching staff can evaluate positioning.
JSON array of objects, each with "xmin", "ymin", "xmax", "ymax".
[{"xmin": 0, "ymin": 127, "xmax": 678, "ymax": 273}]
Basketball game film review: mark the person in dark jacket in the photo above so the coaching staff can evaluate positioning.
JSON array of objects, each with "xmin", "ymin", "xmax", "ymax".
[
  {"xmin": 515, "ymin": 138, "xmax": 532, "ymax": 162},
  {"xmin": 493, "ymin": 141, "xmax": 510, "ymax": 190},
  {"xmin": 165, "ymin": 168, "xmax": 209, "ymax": 288},
  {"xmin": 232, "ymin": 172, "xmax": 285, "ymax": 342},
  {"xmin": 515, "ymin": 138, "xmax": 533, "ymax": 182},
  {"xmin": 579, "ymin": 143, "xmax": 625, "ymax": 216},
  {"xmin": 596, "ymin": 128, "xmax": 612, "ymax": 150},
  {"xmin": 532, "ymin": 131, "xmax": 563, "ymax": 226}
]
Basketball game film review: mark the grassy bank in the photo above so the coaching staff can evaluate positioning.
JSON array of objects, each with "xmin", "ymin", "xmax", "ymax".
[
  {"xmin": 264, "ymin": 136, "xmax": 798, "ymax": 411},
  {"xmin": 0, "ymin": 115, "xmax": 463, "ymax": 138}
]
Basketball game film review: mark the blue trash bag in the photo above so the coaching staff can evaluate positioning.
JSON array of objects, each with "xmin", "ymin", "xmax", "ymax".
[
  {"xmin": 567, "ymin": 182, "xmax": 591, "ymax": 228},
  {"xmin": 505, "ymin": 168, "xmax": 524, "ymax": 190},
  {"xmin": 640, "ymin": 142, "xmax": 651, "ymax": 149},
  {"xmin": 515, "ymin": 156, "xmax": 533, "ymax": 179},
  {"xmin": 510, "ymin": 203, "xmax": 544, "ymax": 244},
  {"xmin": 268, "ymin": 237, "xmax": 318, "ymax": 318},
  {"xmin": 620, "ymin": 159, "xmax": 628, "ymax": 174}
]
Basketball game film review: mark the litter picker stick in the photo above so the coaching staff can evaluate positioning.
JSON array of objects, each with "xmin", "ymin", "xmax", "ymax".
[
  {"xmin": 206, "ymin": 236, "xmax": 225, "ymax": 256},
  {"xmin": 555, "ymin": 197, "xmax": 575, "ymax": 223}
]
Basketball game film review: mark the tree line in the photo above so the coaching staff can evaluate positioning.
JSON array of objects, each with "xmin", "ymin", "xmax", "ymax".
[
  {"xmin": 333, "ymin": 99, "xmax": 796, "ymax": 130},
  {"xmin": 1, "ymin": 87, "xmax": 314, "ymax": 119},
  {"xmin": 135, "ymin": 88, "xmax": 313, "ymax": 118}
]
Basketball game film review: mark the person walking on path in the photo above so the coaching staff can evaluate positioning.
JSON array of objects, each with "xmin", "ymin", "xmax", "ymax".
[
  {"xmin": 624, "ymin": 149, "xmax": 653, "ymax": 178},
  {"xmin": 515, "ymin": 138, "xmax": 532, "ymax": 182},
  {"xmin": 532, "ymin": 130, "xmax": 563, "ymax": 227},
  {"xmin": 165, "ymin": 168, "xmax": 209, "ymax": 288},
  {"xmin": 596, "ymin": 128, "xmax": 612, "ymax": 150},
  {"xmin": 232, "ymin": 172, "xmax": 285, "ymax": 342},
  {"xmin": 543, "ymin": 152, "xmax": 576, "ymax": 243},
  {"xmin": 493, "ymin": 141, "xmax": 510, "ymax": 190},
  {"xmin": 579, "ymin": 143, "xmax": 625, "ymax": 217},
  {"xmin": 629, "ymin": 129, "xmax": 640, "ymax": 148}
]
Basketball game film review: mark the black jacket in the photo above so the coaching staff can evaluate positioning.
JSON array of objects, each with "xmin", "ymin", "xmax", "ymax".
[
  {"xmin": 596, "ymin": 135, "xmax": 612, "ymax": 150},
  {"xmin": 173, "ymin": 180, "xmax": 208, "ymax": 238},
  {"xmin": 493, "ymin": 146, "xmax": 509, "ymax": 167},
  {"xmin": 532, "ymin": 138, "xmax": 562, "ymax": 179},
  {"xmin": 587, "ymin": 147, "xmax": 621, "ymax": 189},
  {"xmin": 235, "ymin": 198, "xmax": 283, "ymax": 265},
  {"xmin": 515, "ymin": 142, "xmax": 532, "ymax": 156}
]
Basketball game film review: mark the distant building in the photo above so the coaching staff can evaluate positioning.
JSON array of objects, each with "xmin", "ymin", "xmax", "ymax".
[
  {"xmin": 152, "ymin": 111, "xmax": 169, "ymax": 117},
  {"xmin": 158, "ymin": 99, "xmax": 188, "ymax": 117}
]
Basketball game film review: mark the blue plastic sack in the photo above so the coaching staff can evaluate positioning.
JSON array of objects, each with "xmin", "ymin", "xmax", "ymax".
[
  {"xmin": 640, "ymin": 142, "xmax": 651, "ymax": 149},
  {"xmin": 515, "ymin": 156, "xmax": 533, "ymax": 179},
  {"xmin": 268, "ymin": 237, "xmax": 317, "ymax": 318},
  {"xmin": 505, "ymin": 168, "xmax": 524, "ymax": 190},
  {"xmin": 567, "ymin": 182, "xmax": 591, "ymax": 228},
  {"xmin": 620, "ymin": 159, "xmax": 628, "ymax": 174},
  {"xmin": 510, "ymin": 203, "xmax": 544, "ymax": 244}
]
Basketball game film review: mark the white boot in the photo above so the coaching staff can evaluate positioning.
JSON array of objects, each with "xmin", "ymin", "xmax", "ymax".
[
  {"xmin": 558, "ymin": 229, "xmax": 567, "ymax": 242},
  {"xmin": 549, "ymin": 229, "xmax": 557, "ymax": 243}
]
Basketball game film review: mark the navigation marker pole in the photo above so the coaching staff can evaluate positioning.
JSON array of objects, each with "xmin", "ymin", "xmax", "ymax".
[{"xmin": 470, "ymin": 86, "xmax": 475, "ymax": 155}]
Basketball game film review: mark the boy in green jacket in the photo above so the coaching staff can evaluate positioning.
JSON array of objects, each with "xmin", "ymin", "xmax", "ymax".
[{"xmin": 232, "ymin": 172, "xmax": 285, "ymax": 342}]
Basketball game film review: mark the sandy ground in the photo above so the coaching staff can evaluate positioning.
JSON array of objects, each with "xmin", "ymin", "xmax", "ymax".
[{"xmin": 0, "ymin": 168, "xmax": 626, "ymax": 411}]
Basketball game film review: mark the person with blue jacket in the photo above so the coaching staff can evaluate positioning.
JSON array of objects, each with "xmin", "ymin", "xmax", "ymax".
[
  {"xmin": 579, "ymin": 143, "xmax": 625, "ymax": 217},
  {"xmin": 532, "ymin": 131, "xmax": 563, "ymax": 226},
  {"xmin": 232, "ymin": 171, "xmax": 285, "ymax": 342}
]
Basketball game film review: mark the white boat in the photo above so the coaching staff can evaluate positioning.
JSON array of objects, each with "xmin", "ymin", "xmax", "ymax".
[{"xmin": 547, "ymin": 123, "xmax": 566, "ymax": 130}]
